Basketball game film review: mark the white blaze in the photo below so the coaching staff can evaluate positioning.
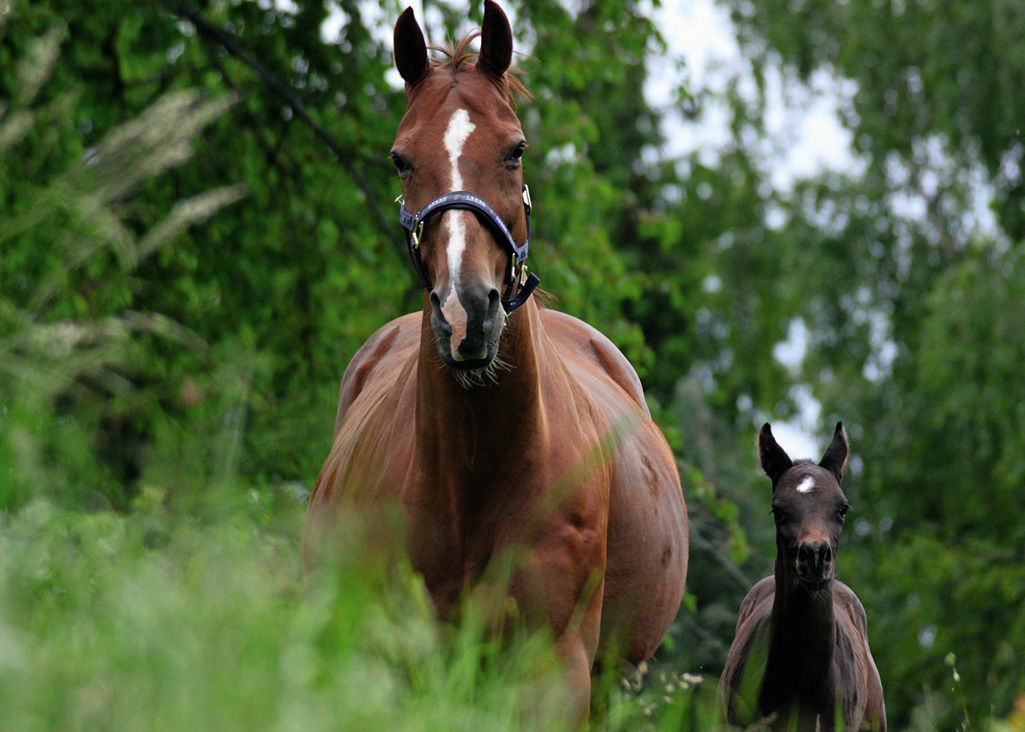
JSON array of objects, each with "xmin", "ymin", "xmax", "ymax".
[
  {"xmin": 795, "ymin": 476, "xmax": 815, "ymax": 494},
  {"xmin": 442, "ymin": 108, "xmax": 476, "ymax": 281},
  {"xmin": 440, "ymin": 108, "xmax": 476, "ymax": 357}
]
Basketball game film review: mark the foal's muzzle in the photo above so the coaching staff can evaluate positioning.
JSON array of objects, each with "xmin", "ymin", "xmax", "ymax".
[{"xmin": 796, "ymin": 541, "xmax": 833, "ymax": 588}]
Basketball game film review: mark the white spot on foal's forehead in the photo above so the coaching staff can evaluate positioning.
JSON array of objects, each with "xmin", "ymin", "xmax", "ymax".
[{"xmin": 795, "ymin": 476, "xmax": 816, "ymax": 494}]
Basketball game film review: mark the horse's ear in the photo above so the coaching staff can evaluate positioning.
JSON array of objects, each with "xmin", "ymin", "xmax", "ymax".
[
  {"xmin": 477, "ymin": 0, "xmax": 513, "ymax": 79},
  {"xmin": 819, "ymin": 421, "xmax": 849, "ymax": 483},
  {"xmin": 394, "ymin": 6, "xmax": 429, "ymax": 87},
  {"xmin": 759, "ymin": 423, "xmax": 793, "ymax": 489}
]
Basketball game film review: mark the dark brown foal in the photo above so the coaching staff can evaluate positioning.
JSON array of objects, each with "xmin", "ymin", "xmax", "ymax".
[{"xmin": 719, "ymin": 423, "xmax": 886, "ymax": 731}]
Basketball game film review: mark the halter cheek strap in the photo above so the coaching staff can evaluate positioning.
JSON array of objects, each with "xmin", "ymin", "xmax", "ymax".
[{"xmin": 397, "ymin": 185, "xmax": 540, "ymax": 314}]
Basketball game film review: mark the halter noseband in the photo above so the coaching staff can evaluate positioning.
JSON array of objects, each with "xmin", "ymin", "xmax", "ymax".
[{"xmin": 397, "ymin": 185, "xmax": 540, "ymax": 313}]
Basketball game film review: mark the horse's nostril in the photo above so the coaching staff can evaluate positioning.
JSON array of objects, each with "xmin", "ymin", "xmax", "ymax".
[
  {"xmin": 429, "ymin": 290, "xmax": 452, "ymax": 336},
  {"xmin": 482, "ymin": 288, "xmax": 502, "ymax": 331}
]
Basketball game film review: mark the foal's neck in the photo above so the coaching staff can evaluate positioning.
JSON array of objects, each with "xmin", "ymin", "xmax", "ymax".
[
  {"xmin": 770, "ymin": 557, "xmax": 836, "ymax": 666},
  {"xmin": 762, "ymin": 556, "xmax": 838, "ymax": 723}
]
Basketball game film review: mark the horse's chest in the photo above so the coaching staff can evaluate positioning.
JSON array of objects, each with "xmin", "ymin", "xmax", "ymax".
[
  {"xmin": 401, "ymin": 501, "xmax": 507, "ymax": 618},
  {"xmin": 401, "ymin": 461, "xmax": 601, "ymax": 618},
  {"xmin": 403, "ymin": 479, "xmax": 518, "ymax": 563}
]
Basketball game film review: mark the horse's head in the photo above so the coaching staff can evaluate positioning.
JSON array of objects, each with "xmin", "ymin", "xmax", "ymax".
[
  {"xmin": 759, "ymin": 422, "xmax": 850, "ymax": 590},
  {"xmin": 391, "ymin": 1, "xmax": 528, "ymax": 371}
]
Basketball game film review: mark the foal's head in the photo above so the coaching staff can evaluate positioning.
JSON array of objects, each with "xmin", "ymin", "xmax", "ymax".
[
  {"xmin": 391, "ymin": 1, "xmax": 528, "ymax": 372},
  {"xmin": 759, "ymin": 423, "xmax": 850, "ymax": 590}
]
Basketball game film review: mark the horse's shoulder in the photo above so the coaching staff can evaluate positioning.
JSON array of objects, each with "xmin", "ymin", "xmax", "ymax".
[
  {"xmin": 540, "ymin": 309, "xmax": 647, "ymax": 412},
  {"xmin": 736, "ymin": 576, "xmax": 775, "ymax": 629},
  {"xmin": 720, "ymin": 576, "xmax": 775, "ymax": 719},
  {"xmin": 335, "ymin": 312, "xmax": 420, "ymax": 435}
]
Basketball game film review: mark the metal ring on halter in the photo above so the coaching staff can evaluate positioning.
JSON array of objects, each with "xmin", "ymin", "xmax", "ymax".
[{"xmin": 397, "ymin": 185, "xmax": 539, "ymax": 313}]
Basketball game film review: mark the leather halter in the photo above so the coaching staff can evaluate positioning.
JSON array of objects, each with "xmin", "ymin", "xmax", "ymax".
[{"xmin": 398, "ymin": 185, "xmax": 540, "ymax": 313}]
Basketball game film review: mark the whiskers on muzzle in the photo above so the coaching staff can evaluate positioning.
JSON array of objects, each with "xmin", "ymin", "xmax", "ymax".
[{"xmin": 450, "ymin": 354, "xmax": 512, "ymax": 389}]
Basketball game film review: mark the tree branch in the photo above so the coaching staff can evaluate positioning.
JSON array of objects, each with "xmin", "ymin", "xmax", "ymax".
[
  {"xmin": 173, "ymin": 3, "xmax": 401, "ymax": 253},
  {"xmin": 680, "ymin": 611, "xmax": 728, "ymax": 652},
  {"xmin": 196, "ymin": 32, "xmax": 300, "ymax": 183},
  {"xmin": 689, "ymin": 526, "xmax": 754, "ymax": 591}
]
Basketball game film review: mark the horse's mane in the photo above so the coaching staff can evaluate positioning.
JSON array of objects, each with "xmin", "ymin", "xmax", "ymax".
[{"xmin": 428, "ymin": 30, "xmax": 532, "ymax": 107}]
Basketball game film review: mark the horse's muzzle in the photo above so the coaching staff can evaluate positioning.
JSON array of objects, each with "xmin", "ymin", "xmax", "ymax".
[{"xmin": 430, "ymin": 284, "xmax": 503, "ymax": 369}]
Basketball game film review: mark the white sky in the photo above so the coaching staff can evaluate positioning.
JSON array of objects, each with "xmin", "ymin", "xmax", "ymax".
[
  {"xmin": 653, "ymin": 0, "xmax": 838, "ymax": 457},
  {"xmin": 649, "ymin": 1, "xmax": 861, "ymax": 188}
]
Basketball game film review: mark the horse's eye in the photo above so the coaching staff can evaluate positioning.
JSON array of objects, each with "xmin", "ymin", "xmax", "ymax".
[
  {"xmin": 391, "ymin": 152, "xmax": 413, "ymax": 177},
  {"xmin": 506, "ymin": 141, "xmax": 526, "ymax": 166},
  {"xmin": 770, "ymin": 506, "xmax": 785, "ymax": 521},
  {"xmin": 838, "ymin": 503, "xmax": 850, "ymax": 518}
]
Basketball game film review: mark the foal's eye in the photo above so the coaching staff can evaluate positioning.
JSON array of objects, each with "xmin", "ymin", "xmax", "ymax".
[
  {"xmin": 770, "ymin": 507, "xmax": 785, "ymax": 521},
  {"xmin": 506, "ymin": 141, "xmax": 526, "ymax": 166},
  {"xmin": 390, "ymin": 152, "xmax": 413, "ymax": 177},
  {"xmin": 838, "ymin": 503, "xmax": 850, "ymax": 518}
]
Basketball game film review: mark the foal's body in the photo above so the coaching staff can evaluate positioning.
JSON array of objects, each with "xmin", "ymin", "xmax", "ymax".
[
  {"xmin": 722, "ymin": 571, "xmax": 885, "ymax": 731},
  {"xmin": 719, "ymin": 424, "xmax": 885, "ymax": 732},
  {"xmin": 307, "ymin": 2, "xmax": 688, "ymax": 718}
]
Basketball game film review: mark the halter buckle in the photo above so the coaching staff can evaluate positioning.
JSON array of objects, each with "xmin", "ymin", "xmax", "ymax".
[
  {"xmin": 522, "ymin": 184, "xmax": 532, "ymax": 212},
  {"xmin": 412, "ymin": 220, "xmax": 424, "ymax": 249}
]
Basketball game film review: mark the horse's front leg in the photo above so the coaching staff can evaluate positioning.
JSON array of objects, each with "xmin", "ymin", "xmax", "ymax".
[
  {"xmin": 554, "ymin": 622, "xmax": 600, "ymax": 727},
  {"xmin": 508, "ymin": 525, "xmax": 607, "ymax": 727}
]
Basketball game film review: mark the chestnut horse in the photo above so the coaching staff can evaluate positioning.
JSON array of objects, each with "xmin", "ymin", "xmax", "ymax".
[
  {"xmin": 305, "ymin": 0, "xmax": 688, "ymax": 720},
  {"xmin": 719, "ymin": 423, "xmax": 886, "ymax": 731}
]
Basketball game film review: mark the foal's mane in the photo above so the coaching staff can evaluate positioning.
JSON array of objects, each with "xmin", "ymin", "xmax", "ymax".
[{"xmin": 428, "ymin": 30, "xmax": 531, "ymax": 106}]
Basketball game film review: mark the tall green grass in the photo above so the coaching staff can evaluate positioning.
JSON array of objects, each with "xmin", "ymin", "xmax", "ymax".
[{"xmin": 0, "ymin": 493, "xmax": 722, "ymax": 732}]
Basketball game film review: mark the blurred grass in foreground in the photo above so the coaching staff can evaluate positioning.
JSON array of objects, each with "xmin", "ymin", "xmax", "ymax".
[{"xmin": 0, "ymin": 494, "xmax": 721, "ymax": 732}]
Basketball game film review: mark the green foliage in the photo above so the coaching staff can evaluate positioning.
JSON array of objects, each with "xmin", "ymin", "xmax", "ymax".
[
  {"xmin": 724, "ymin": 0, "xmax": 1025, "ymax": 240},
  {"xmin": 3, "ymin": 0, "xmax": 414, "ymax": 504},
  {"xmin": 712, "ymin": 0, "xmax": 1025, "ymax": 727},
  {"xmin": 0, "ymin": 15, "xmax": 245, "ymax": 511},
  {"xmin": 2, "ymin": 0, "xmax": 1022, "ymax": 729}
]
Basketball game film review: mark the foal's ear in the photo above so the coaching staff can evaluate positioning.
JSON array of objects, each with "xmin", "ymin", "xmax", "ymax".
[
  {"xmin": 477, "ymin": 0, "xmax": 513, "ymax": 79},
  {"xmin": 819, "ymin": 422, "xmax": 849, "ymax": 483},
  {"xmin": 759, "ymin": 423, "xmax": 793, "ymax": 489},
  {"xmin": 394, "ymin": 6, "xmax": 429, "ymax": 87}
]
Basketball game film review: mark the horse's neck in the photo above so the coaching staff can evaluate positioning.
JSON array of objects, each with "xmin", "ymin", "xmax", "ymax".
[
  {"xmin": 414, "ymin": 298, "xmax": 549, "ymax": 479},
  {"xmin": 764, "ymin": 557, "xmax": 838, "ymax": 706}
]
